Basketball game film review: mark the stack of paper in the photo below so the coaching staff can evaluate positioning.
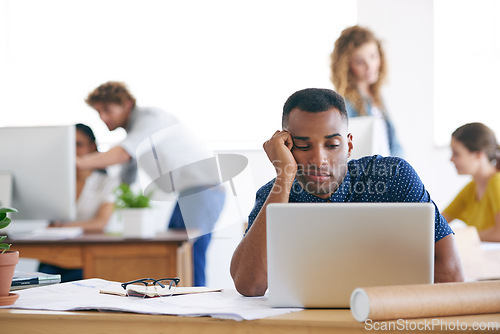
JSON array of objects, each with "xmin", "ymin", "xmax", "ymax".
[
  {"xmin": 0, "ymin": 279, "xmax": 302, "ymax": 321},
  {"xmin": 8, "ymin": 227, "xmax": 83, "ymax": 240}
]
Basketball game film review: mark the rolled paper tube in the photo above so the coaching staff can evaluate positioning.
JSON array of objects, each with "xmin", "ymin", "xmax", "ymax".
[{"xmin": 350, "ymin": 280, "xmax": 500, "ymax": 322}]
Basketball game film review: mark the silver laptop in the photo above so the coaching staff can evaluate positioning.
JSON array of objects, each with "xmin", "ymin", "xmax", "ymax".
[{"xmin": 266, "ymin": 202, "xmax": 435, "ymax": 308}]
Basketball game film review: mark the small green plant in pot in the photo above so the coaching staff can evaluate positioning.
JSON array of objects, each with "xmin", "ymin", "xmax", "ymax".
[
  {"xmin": 114, "ymin": 184, "xmax": 156, "ymax": 238},
  {"xmin": 114, "ymin": 183, "xmax": 152, "ymax": 209},
  {"xmin": 0, "ymin": 207, "xmax": 18, "ymax": 254},
  {"xmin": 0, "ymin": 207, "xmax": 19, "ymax": 305}
]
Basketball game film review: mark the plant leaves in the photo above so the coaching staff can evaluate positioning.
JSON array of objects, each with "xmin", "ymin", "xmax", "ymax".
[
  {"xmin": 0, "ymin": 243, "xmax": 11, "ymax": 251},
  {"xmin": 0, "ymin": 207, "xmax": 17, "ymax": 230},
  {"xmin": 0, "ymin": 236, "xmax": 6, "ymax": 243},
  {"xmin": 0, "ymin": 207, "xmax": 18, "ymax": 214},
  {"xmin": 0, "ymin": 217, "xmax": 11, "ymax": 229},
  {"xmin": 114, "ymin": 183, "xmax": 151, "ymax": 208}
]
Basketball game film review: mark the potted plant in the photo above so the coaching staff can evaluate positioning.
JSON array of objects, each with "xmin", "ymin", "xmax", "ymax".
[
  {"xmin": 114, "ymin": 183, "xmax": 156, "ymax": 238},
  {"xmin": 0, "ymin": 207, "xmax": 19, "ymax": 306}
]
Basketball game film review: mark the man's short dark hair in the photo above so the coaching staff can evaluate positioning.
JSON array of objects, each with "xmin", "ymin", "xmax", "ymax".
[{"xmin": 282, "ymin": 88, "xmax": 348, "ymax": 128}]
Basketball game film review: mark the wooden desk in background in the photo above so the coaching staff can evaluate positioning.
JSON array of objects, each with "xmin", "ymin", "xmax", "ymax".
[
  {"xmin": 10, "ymin": 231, "xmax": 193, "ymax": 286},
  {"xmin": 453, "ymin": 226, "xmax": 500, "ymax": 281},
  {"xmin": 1, "ymin": 309, "xmax": 499, "ymax": 334}
]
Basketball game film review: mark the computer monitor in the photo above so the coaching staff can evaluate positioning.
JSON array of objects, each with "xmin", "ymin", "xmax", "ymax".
[
  {"xmin": 0, "ymin": 125, "xmax": 76, "ymax": 220},
  {"xmin": 347, "ymin": 116, "xmax": 390, "ymax": 160}
]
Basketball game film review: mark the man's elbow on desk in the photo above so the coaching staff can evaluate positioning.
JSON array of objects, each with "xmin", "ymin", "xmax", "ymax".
[
  {"xmin": 434, "ymin": 234, "xmax": 465, "ymax": 283},
  {"xmin": 230, "ymin": 261, "xmax": 268, "ymax": 297},
  {"xmin": 233, "ymin": 275, "xmax": 268, "ymax": 297},
  {"xmin": 435, "ymin": 262, "xmax": 465, "ymax": 283}
]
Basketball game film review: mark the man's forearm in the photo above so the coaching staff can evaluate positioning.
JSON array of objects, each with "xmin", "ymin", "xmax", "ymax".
[
  {"xmin": 434, "ymin": 234, "xmax": 465, "ymax": 283},
  {"xmin": 78, "ymin": 146, "xmax": 131, "ymax": 170},
  {"xmin": 478, "ymin": 227, "xmax": 500, "ymax": 242},
  {"xmin": 230, "ymin": 176, "xmax": 294, "ymax": 296}
]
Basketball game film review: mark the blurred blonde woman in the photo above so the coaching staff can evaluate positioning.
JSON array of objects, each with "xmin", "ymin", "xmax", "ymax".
[
  {"xmin": 330, "ymin": 25, "xmax": 403, "ymax": 157},
  {"xmin": 442, "ymin": 122, "xmax": 500, "ymax": 242}
]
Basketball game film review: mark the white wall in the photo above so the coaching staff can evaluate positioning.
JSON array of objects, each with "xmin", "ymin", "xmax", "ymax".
[
  {"xmin": 434, "ymin": 0, "xmax": 500, "ymax": 146},
  {"xmin": 3, "ymin": 0, "xmax": 357, "ymax": 286},
  {"xmin": 358, "ymin": 0, "xmax": 469, "ymax": 209},
  {"xmin": 0, "ymin": 0, "xmax": 357, "ymax": 151},
  {"xmin": 10, "ymin": 0, "xmax": 481, "ymax": 287}
]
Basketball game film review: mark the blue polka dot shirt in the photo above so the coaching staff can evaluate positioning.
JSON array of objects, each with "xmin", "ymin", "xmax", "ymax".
[{"xmin": 247, "ymin": 155, "xmax": 453, "ymax": 242}]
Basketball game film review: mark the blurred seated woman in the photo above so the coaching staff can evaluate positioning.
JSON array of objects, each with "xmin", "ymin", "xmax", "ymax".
[
  {"xmin": 38, "ymin": 123, "xmax": 118, "ymax": 281},
  {"xmin": 442, "ymin": 122, "xmax": 500, "ymax": 242}
]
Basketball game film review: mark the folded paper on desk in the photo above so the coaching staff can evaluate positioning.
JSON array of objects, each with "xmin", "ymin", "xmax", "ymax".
[
  {"xmin": 350, "ymin": 280, "xmax": 500, "ymax": 322},
  {"xmin": 100, "ymin": 286, "xmax": 223, "ymax": 298},
  {"xmin": 0, "ymin": 279, "xmax": 301, "ymax": 321}
]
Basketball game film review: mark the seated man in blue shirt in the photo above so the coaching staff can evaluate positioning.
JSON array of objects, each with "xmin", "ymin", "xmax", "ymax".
[{"xmin": 230, "ymin": 88, "xmax": 464, "ymax": 297}]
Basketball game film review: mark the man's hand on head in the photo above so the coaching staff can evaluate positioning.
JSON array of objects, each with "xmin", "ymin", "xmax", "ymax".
[
  {"xmin": 263, "ymin": 130, "xmax": 297, "ymax": 180},
  {"xmin": 75, "ymin": 146, "xmax": 131, "ymax": 171}
]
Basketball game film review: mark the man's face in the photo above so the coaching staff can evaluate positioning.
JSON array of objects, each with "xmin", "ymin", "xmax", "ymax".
[
  {"xmin": 92, "ymin": 101, "xmax": 131, "ymax": 131},
  {"xmin": 286, "ymin": 108, "xmax": 353, "ymax": 199}
]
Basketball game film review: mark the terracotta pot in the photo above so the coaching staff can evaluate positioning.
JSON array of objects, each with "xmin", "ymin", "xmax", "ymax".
[{"xmin": 0, "ymin": 250, "xmax": 19, "ymax": 296}]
